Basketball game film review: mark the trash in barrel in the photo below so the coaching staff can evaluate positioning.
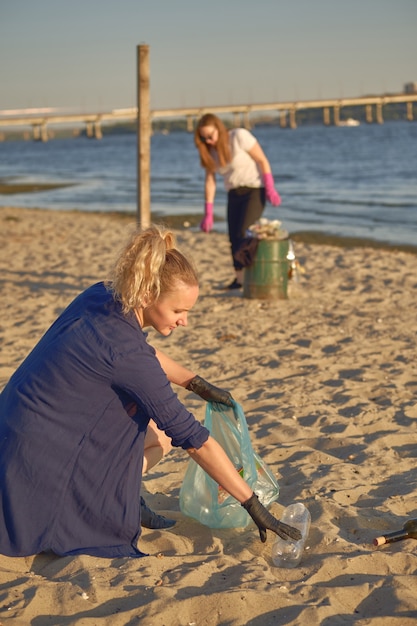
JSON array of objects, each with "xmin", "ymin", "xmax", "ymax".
[{"xmin": 241, "ymin": 219, "xmax": 290, "ymax": 300}]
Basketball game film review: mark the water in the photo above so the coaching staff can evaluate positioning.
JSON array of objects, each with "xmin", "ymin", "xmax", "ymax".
[{"xmin": 1, "ymin": 121, "xmax": 416, "ymax": 247}]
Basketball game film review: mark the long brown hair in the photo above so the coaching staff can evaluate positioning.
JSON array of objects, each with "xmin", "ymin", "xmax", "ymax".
[
  {"xmin": 107, "ymin": 225, "xmax": 198, "ymax": 314},
  {"xmin": 194, "ymin": 113, "xmax": 231, "ymax": 173}
]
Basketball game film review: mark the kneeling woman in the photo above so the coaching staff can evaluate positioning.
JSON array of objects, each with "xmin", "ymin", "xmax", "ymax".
[{"xmin": 0, "ymin": 225, "xmax": 299, "ymax": 558}]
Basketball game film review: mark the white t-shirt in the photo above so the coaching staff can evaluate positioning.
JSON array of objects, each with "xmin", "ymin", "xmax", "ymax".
[{"xmin": 213, "ymin": 128, "xmax": 263, "ymax": 191}]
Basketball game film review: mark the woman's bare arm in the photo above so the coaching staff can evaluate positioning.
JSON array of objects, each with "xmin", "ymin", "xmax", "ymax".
[
  {"xmin": 205, "ymin": 170, "xmax": 217, "ymax": 202},
  {"xmin": 155, "ymin": 348, "xmax": 195, "ymax": 387},
  {"xmin": 187, "ymin": 436, "xmax": 253, "ymax": 503}
]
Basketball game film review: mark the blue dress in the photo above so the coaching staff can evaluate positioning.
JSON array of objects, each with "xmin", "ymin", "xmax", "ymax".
[{"xmin": 0, "ymin": 282, "xmax": 209, "ymax": 558}]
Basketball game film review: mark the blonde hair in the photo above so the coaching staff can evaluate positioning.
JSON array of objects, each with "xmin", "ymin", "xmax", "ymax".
[
  {"xmin": 108, "ymin": 225, "xmax": 198, "ymax": 314},
  {"xmin": 194, "ymin": 113, "xmax": 231, "ymax": 173}
]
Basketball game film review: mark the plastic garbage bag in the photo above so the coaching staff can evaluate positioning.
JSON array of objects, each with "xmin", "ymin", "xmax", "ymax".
[{"xmin": 179, "ymin": 400, "xmax": 280, "ymax": 529}]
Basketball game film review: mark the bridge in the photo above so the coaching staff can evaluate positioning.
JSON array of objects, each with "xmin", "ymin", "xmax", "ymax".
[{"xmin": 1, "ymin": 92, "xmax": 416, "ymax": 141}]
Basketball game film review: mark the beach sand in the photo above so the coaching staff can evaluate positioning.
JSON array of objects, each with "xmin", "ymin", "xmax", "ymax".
[{"xmin": 0, "ymin": 206, "xmax": 416, "ymax": 626}]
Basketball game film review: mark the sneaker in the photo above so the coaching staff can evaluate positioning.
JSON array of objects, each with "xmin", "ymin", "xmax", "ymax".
[
  {"xmin": 225, "ymin": 278, "xmax": 243, "ymax": 290},
  {"xmin": 140, "ymin": 496, "xmax": 176, "ymax": 529}
]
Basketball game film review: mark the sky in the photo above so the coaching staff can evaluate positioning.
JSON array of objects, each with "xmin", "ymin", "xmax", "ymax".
[{"xmin": 1, "ymin": 0, "xmax": 416, "ymax": 114}]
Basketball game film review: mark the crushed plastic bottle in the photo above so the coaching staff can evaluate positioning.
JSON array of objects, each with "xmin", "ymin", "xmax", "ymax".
[{"xmin": 271, "ymin": 503, "xmax": 311, "ymax": 568}]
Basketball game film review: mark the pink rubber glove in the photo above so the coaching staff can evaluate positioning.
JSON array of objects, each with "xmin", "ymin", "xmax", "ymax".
[
  {"xmin": 200, "ymin": 202, "xmax": 214, "ymax": 233},
  {"xmin": 263, "ymin": 173, "xmax": 281, "ymax": 206}
]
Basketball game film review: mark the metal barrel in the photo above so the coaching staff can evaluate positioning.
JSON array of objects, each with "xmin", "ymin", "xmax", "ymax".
[{"xmin": 243, "ymin": 238, "xmax": 290, "ymax": 300}]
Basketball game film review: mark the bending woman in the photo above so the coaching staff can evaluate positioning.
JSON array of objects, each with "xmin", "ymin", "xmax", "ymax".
[
  {"xmin": 0, "ymin": 225, "xmax": 299, "ymax": 558},
  {"xmin": 195, "ymin": 113, "xmax": 281, "ymax": 289}
]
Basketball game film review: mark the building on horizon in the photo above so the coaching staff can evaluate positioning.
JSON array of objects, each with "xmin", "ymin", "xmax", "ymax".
[{"xmin": 404, "ymin": 82, "xmax": 417, "ymax": 94}]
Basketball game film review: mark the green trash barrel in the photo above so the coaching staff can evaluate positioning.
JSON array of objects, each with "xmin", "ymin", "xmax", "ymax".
[{"xmin": 243, "ymin": 238, "xmax": 290, "ymax": 300}]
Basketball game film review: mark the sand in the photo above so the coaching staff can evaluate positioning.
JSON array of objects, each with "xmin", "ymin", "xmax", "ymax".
[{"xmin": 0, "ymin": 206, "xmax": 416, "ymax": 626}]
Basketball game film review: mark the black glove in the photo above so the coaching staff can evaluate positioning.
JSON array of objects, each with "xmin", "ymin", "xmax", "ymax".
[
  {"xmin": 186, "ymin": 375, "xmax": 233, "ymax": 407},
  {"xmin": 242, "ymin": 493, "xmax": 302, "ymax": 543}
]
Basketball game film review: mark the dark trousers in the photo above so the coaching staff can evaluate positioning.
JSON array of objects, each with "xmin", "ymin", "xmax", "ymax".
[{"xmin": 227, "ymin": 187, "xmax": 265, "ymax": 270}]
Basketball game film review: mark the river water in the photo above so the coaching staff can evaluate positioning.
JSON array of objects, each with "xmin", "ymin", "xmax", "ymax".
[{"xmin": 0, "ymin": 121, "xmax": 416, "ymax": 247}]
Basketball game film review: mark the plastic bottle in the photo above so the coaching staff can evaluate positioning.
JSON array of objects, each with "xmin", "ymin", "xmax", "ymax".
[
  {"xmin": 271, "ymin": 503, "xmax": 311, "ymax": 568},
  {"xmin": 287, "ymin": 240, "xmax": 300, "ymax": 283}
]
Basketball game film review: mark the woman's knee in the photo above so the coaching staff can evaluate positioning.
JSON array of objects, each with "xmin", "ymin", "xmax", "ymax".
[{"xmin": 145, "ymin": 420, "xmax": 172, "ymax": 455}]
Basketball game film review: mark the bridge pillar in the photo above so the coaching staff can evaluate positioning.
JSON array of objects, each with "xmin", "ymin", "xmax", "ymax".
[
  {"xmin": 323, "ymin": 107, "xmax": 330, "ymax": 125},
  {"xmin": 94, "ymin": 121, "xmax": 103, "ymax": 139},
  {"xmin": 33, "ymin": 124, "xmax": 48, "ymax": 142},
  {"xmin": 86, "ymin": 122, "xmax": 94, "ymax": 138},
  {"xmin": 333, "ymin": 106, "xmax": 340, "ymax": 126},
  {"xmin": 366, "ymin": 104, "xmax": 373, "ymax": 123},
  {"xmin": 279, "ymin": 111, "xmax": 287, "ymax": 128},
  {"xmin": 406, "ymin": 102, "xmax": 414, "ymax": 121},
  {"xmin": 233, "ymin": 112, "xmax": 241, "ymax": 127},
  {"xmin": 289, "ymin": 108, "xmax": 297, "ymax": 129},
  {"xmin": 41, "ymin": 125, "xmax": 49, "ymax": 142},
  {"xmin": 376, "ymin": 103, "xmax": 384, "ymax": 124},
  {"xmin": 186, "ymin": 116, "xmax": 194, "ymax": 132},
  {"xmin": 243, "ymin": 111, "xmax": 251, "ymax": 130}
]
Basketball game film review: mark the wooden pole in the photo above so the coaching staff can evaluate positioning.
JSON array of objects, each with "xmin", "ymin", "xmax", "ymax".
[{"xmin": 136, "ymin": 44, "xmax": 151, "ymax": 228}]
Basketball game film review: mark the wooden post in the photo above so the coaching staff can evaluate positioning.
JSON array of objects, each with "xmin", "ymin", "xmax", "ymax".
[{"xmin": 137, "ymin": 44, "xmax": 151, "ymax": 228}]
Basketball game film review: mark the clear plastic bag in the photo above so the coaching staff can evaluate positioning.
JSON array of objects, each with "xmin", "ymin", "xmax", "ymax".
[{"xmin": 179, "ymin": 400, "xmax": 280, "ymax": 528}]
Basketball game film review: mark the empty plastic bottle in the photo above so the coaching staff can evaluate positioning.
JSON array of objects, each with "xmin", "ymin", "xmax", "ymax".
[{"xmin": 271, "ymin": 503, "xmax": 311, "ymax": 568}]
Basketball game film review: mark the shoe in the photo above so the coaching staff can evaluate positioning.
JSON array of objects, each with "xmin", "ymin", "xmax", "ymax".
[
  {"xmin": 140, "ymin": 496, "xmax": 176, "ymax": 529},
  {"xmin": 225, "ymin": 278, "xmax": 243, "ymax": 290}
]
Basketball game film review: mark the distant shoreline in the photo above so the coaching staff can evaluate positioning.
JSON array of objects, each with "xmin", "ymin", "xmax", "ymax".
[{"xmin": 1, "ymin": 110, "xmax": 413, "ymax": 143}]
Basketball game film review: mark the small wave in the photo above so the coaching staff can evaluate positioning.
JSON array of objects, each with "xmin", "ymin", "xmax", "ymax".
[{"xmin": 317, "ymin": 197, "xmax": 416, "ymax": 209}]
